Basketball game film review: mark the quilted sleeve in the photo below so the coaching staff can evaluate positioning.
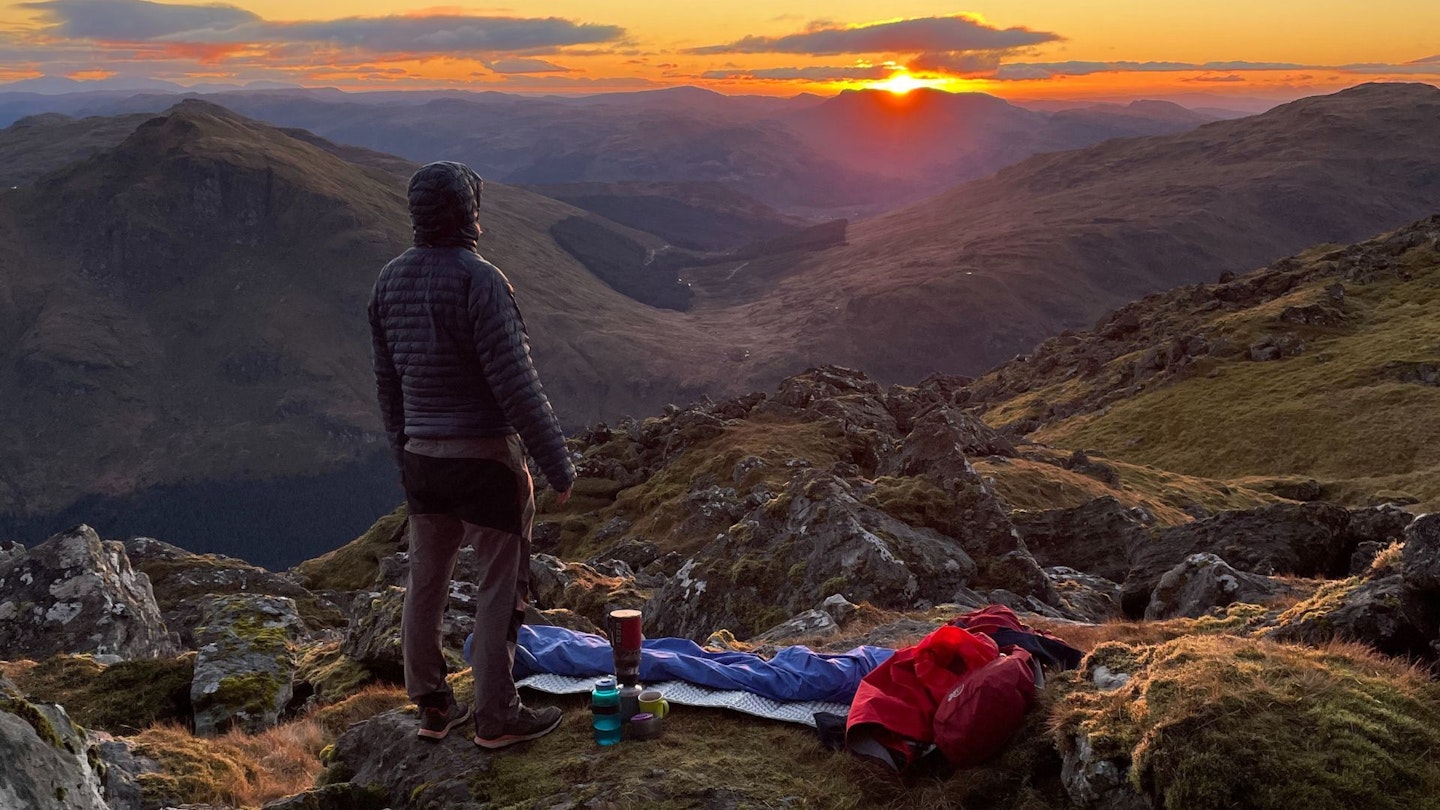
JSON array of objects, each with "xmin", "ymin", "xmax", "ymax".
[
  {"xmin": 468, "ymin": 267, "xmax": 575, "ymax": 492},
  {"xmin": 368, "ymin": 285, "xmax": 407, "ymax": 467}
]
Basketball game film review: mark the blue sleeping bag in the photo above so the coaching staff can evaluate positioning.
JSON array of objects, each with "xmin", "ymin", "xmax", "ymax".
[{"xmin": 502, "ymin": 625, "xmax": 893, "ymax": 704}]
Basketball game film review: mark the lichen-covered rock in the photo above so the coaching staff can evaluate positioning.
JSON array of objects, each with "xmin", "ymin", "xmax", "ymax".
[
  {"xmin": 0, "ymin": 525, "xmax": 175, "ymax": 660},
  {"xmin": 648, "ymin": 471, "xmax": 978, "ymax": 640},
  {"xmin": 1145, "ymin": 553, "xmax": 1292, "ymax": 620},
  {"xmin": 125, "ymin": 536, "xmax": 342, "ymax": 647},
  {"xmin": 0, "ymin": 678, "xmax": 109, "ymax": 810},
  {"xmin": 1122, "ymin": 503, "xmax": 1354, "ymax": 617},
  {"xmin": 88, "ymin": 730, "xmax": 161, "ymax": 810},
  {"xmin": 1014, "ymin": 497, "xmax": 1151, "ymax": 583},
  {"xmin": 1061, "ymin": 729, "xmax": 1147, "ymax": 810},
  {"xmin": 190, "ymin": 593, "xmax": 305, "ymax": 736},
  {"xmin": 1047, "ymin": 566, "xmax": 1122, "ymax": 623},
  {"xmin": 752, "ymin": 609, "xmax": 838, "ymax": 643}
]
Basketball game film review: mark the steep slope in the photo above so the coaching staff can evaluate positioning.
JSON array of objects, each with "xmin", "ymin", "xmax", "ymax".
[
  {"xmin": 0, "ymin": 100, "xmax": 750, "ymax": 564},
  {"xmin": 737, "ymin": 82, "xmax": 1440, "ymax": 381},
  {"xmin": 0, "ymin": 111, "xmax": 155, "ymax": 186},
  {"xmin": 968, "ymin": 215, "xmax": 1440, "ymax": 511}
]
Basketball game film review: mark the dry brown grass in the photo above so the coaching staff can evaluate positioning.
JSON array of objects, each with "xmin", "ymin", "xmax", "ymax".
[
  {"xmin": 133, "ymin": 718, "xmax": 328, "ymax": 808},
  {"xmin": 310, "ymin": 684, "xmax": 409, "ymax": 737}
]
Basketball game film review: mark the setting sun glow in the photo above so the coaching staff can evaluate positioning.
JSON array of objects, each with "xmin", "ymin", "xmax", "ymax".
[{"xmin": 871, "ymin": 71, "xmax": 944, "ymax": 95}]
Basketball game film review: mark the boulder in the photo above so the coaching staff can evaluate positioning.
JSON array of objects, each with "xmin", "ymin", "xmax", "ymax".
[
  {"xmin": 1269, "ymin": 575, "xmax": 1423, "ymax": 657},
  {"xmin": 818, "ymin": 594, "xmax": 860, "ymax": 626},
  {"xmin": 1061, "ymin": 730, "xmax": 1148, "ymax": 810},
  {"xmin": 752, "ymin": 609, "xmax": 838, "ymax": 644},
  {"xmin": 332, "ymin": 707, "xmax": 489, "ymax": 810},
  {"xmin": 190, "ymin": 593, "xmax": 305, "ymax": 736},
  {"xmin": 341, "ymin": 585, "xmax": 475, "ymax": 683},
  {"xmin": 647, "ymin": 471, "xmax": 977, "ymax": 640},
  {"xmin": 1401, "ymin": 514, "xmax": 1440, "ymax": 639},
  {"xmin": 125, "ymin": 536, "xmax": 341, "ymax": 646},
  {"xmin": 528, "ymin": 554, "xmax": 647, "ymax": 629},
  {"xmin": 876, "ymin": 408, "xmax": 1057, "ymax": 603},
  {"xmin": 1013, "ymin": 497, "xmax": 1150, "ymax": 583},
  {"xmin": 0, "ymin": 679, "xmax": 109, "ymax": 810},
  {"xmin": 1144, "ymin": 553, "xmax": 1290, "ymax": 620},
  {"xmin": 1047, "ymin": 566, "xmax": 1122, "ymax": 623},
  {"xmin": 87, "ymin": 731, "xmax": 161, "ymax": 810},
  {"xmin": 0, "ymin": 525, "xmax": 175, "ymax": 660},
  {"xmin": 1122, "ymin": 503, "xmax": 1353, "ymax": 617}
]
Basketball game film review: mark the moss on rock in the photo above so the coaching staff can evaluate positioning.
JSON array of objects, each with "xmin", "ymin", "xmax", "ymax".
[
  {"xmin": 7, "ymin": 653, "xmax": 195, "ymax": 734},
  {"xmin": 1057, "ymin": 635, "xmax": 1440, "ymax": 809},
  {"xmin": 293, "ymin": 505, "xmax": 408, "ymax": 591}
]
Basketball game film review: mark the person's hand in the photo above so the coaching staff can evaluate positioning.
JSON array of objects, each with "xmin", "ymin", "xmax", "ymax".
[{"xmin": 555, "ymin": 488, "xmax": 572, "ymax": 508}]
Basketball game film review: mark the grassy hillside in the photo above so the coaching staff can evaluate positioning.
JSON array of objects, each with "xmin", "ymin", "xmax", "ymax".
[{"xmin": 974, "ymin": 217, "xmax": 1440, "ymax": 511}]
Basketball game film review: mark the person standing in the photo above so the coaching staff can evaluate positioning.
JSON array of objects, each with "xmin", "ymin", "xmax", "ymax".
[{"xmin": 369, "ymin": 161, "xmax": 574, "ymax": 748}]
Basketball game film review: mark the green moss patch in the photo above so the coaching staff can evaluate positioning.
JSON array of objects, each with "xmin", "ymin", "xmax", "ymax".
[
  {"xmin": 295, "ymin": 641, "xmax": 375, "ymax": 704},
  {"xmin": 293, "ymin": 504, "xmax": 407, "ymax": 591},
  {"xmin": 8, "ymin": 653, "xmax": 195, "ymax": 734},
  {"xmin": 1057, "ymin": 635, "xmax": 1440, "ymax": 809}
]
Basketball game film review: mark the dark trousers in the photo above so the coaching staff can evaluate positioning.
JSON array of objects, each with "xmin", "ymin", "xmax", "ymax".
[{"xmin": 400, "ymin": 435, "xmax": 534, "ymax": 736}]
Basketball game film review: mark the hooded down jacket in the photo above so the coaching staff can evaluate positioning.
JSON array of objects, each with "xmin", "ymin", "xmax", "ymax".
[{"xmin": 368, "ymin": 161, "xmax": 574, "ymax": 492}]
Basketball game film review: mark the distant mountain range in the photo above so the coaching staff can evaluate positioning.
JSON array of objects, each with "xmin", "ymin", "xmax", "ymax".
[
  {"xmin": 713, "ymin": 82, "xmax": 1440, "ymax": 381},
  {"xmin": 0, "ymin": 85, "xmax": 1222, "ymax": 219}
]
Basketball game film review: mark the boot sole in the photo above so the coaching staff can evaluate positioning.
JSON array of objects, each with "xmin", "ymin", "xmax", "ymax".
[
  {"xmin": 473, "ymin": 713, "xmax": 563, "ymax": 749},
  {"xmin": 417, "ymin": 711, "xmax": 471, "ymax": 741}
]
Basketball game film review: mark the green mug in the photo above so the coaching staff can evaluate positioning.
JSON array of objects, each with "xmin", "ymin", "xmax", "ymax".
[{"xmin": 638, "ymin": 689, "xmax": 669, "ymax": 719}]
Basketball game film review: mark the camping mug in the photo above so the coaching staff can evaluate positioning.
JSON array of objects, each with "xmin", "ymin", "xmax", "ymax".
[{"xmin": 638, "ymin": 688, "xmax": 669, "ymax": 719}]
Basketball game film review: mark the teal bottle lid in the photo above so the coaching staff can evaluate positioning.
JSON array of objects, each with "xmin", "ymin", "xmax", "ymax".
[{"xmin": 595, "ymin": 676, "xmax": 618, "ymax": 691}]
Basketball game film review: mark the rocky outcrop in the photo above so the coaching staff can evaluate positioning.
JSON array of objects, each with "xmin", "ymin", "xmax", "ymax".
[
  {"xmin": 190, "ymin": 594, "xmax": 305, "ymax": 736},
  {"xmin": 1122, "ymin": 503, "xmax": 1354, "ymax": 617},
  {"xmin": 125, "ymin": 536, "xmax": 341, "ymax": 647},
  {"xmin": 332, "ymin": 708, "xmax": 489, "ymax": 810},
  {"xmin": 88, "ymin": 731, "xmax": 161, "ymax": 810},
  {"xmin": 340, "ymin": 585, "xmax": 475, "ymax": 683},
  {"xmin": 1400, "ymin": 514, "xmax": 1440, "ymax": 653},
  {"xmin": 1047, "ymin": 567, "xmax": 1122, "ymax": 623},
  {"xmin": 1144, "ymin": 553, "xmax": 1291, "ymax": 620},
  {"xmin": 528, "ymin": 555, "xmax": 648, "ymax": 629},
  {"xmin": 648, "ymin": 471, "xmax": 978, "ymax": 639},
  {"xmin": 1013, "ymin": 497, "xmax": 1150, "ymax": 583},
  {"xmin": 1269, "ymin": 575, "xmax": 1421, "ymax": 657},
  {"xmin": 0, "ymin": 678, "xmax": 109, "ymax": 810},
  {"xmin": 0, "ymin": 525, "xmax": 175, "ymax": 660}
]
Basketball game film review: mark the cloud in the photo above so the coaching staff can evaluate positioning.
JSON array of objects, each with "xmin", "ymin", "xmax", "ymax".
[
  {"xmin": 907, "ymin": 50, "xmax": 1004, "ymax": 75},
  {"xmin": 701, "ymin": 64, "xmax": 894, "ymax": 81},
  {"xmin": 992, "ymin": 60, "xmax": 1308, "ymax": 80},
  {"xmin": 688, "ymin": 15, "xmax": 1058, "ymax": 56},
  {"xmin": 1185, "ymin": 74, "xmax": 1246, "ymax": 83},
  {"xmin": 21, "ymin": 0, "xmax": 258, "ymax": 40},
  {"xmin": 20, "ymin": 0, "xmax": 625, "ymax": 54},
  {"xmin": 483, "ymin": 57, "xmax": 571, "ymax": 73}
]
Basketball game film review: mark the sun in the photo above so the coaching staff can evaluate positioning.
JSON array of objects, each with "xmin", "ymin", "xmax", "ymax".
[{"xmin": 872, "ymin": 71, "xmax": 942, "ymax": 96}]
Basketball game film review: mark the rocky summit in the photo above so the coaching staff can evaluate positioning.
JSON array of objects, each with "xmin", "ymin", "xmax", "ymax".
[{"xmin": 2, "ymin": 220, "xmax": 1440, "ymax": 808}]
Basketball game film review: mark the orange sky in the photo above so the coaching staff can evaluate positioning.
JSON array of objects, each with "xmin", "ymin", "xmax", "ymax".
[{"xmin": 1, "ymin": 1, "xmax": 1437, "ymax": 100}]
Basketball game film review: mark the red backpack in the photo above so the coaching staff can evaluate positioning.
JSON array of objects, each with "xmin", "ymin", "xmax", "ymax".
[{"xmin": 933, "ymin": 646, "xmax": 1037, "ymax": 768}]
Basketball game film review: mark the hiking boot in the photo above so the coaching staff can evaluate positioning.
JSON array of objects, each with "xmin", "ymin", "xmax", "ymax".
[
  {"xmin": 416, "ymin": 698, "xmax": 470, "ymax": 741},
  {"xmin": 473, "ymin": 704, "xmax": 563, "ymax": 750}
]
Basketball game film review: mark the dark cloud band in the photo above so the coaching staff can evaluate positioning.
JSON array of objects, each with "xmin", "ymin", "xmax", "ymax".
[{"xmin": 689, "ymin": 15, "xmax": 1058, "ymax": 56}]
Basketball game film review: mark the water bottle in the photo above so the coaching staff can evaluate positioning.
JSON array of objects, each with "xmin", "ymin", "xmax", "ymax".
[{"xmin": 591, "ymin": 676, "xmax": 622, "ymax": 746}]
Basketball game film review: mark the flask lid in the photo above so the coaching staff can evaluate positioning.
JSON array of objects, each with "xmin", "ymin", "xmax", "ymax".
[{"xmin": 595, "ymin": 676, "xmax": 617, "ymax": 690}]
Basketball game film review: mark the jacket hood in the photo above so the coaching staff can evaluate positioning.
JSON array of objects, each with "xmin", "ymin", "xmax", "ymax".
[{"xmin": 408, "ymin": 161, "xmax": 484, "ymax": 249}]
